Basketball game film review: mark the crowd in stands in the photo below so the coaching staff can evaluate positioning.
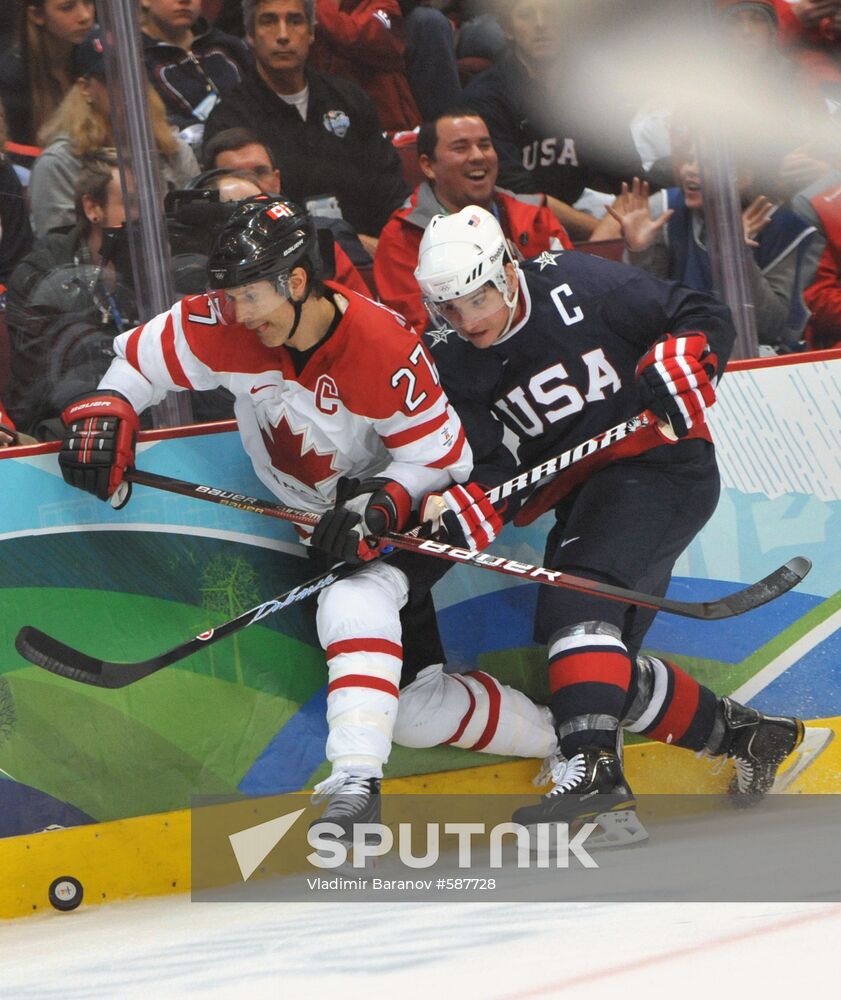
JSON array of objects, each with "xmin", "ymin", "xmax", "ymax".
[{"xmin": 2, "ymin": 0, "xmax": 841, "ymax": 445}]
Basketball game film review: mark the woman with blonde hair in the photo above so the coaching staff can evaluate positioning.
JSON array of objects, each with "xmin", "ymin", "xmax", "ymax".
[
  {"xmin": 28, "ymin": 27, "xmax": 198, "ymax": 238},
  {"xmin": 0, "ymin": 0, "xmax": 95, "ymax": 146}
]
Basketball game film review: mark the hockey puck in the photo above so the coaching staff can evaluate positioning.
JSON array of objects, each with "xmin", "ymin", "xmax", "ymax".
[{"xmin": 48, "ymin": 876, "xmax": 83, "ymax": 912}]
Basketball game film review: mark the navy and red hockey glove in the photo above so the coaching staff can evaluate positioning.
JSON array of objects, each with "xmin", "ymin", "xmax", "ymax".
[
  {"xmin": 421, "ymin": 482, "xmax": 502, "ymax": 553},
  {"xmin": 635, "ymin": 332, "xmax": 718, "ymax": 438},
  {"xmin": 311, "ymin": 476, "xmax": 412, "ymax": 565},
  {"xmin": 59, "ymin": 391, "xmax": 139, "ymax": 508}
]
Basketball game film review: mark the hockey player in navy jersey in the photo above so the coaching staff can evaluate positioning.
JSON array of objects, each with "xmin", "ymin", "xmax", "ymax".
[
  {"xmin": 56, "ymin": 195, "xmax": 558, "ymax": 841},
  {"xmin": 414, "ymin": 205, "xmax": 818, "ymax": 846}
]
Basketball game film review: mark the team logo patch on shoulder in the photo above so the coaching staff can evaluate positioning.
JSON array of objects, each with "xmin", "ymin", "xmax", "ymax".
[
  {"xmin": 535, "ymin": 251, "xmax": 562, "ymax": 270},
  {"xmin": 373, "ymin": 9, "xmax": 392, "ymax": 29},
  {"xmin": 426, "ymin": 328, "xmax": 453, "ymax": 347},
  {"xmin": 323, "ymin": 110, "xmax": 350, "ymax": 138}
]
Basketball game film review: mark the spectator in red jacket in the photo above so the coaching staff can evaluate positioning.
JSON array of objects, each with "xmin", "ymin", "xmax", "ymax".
[
  {"xmin": 374, "ymin": 108, "xmax": 572, "ymax": 332},
  {"xmin": 0, "ymin": 400, "xmax": 35, "ymax": 445},
  {"xmin": 310, "ymin": 0, "xmax": 420, "ymax": 133},
  {"xmin": 772, "ymin": 0, "xmax": 841, "ymax": 97},
  {"xmin": 794, "ymin": 167, "xmax": 841, "ymax": 348},
  {"xmin": 0, "ymin": 398, "xmax": 16, "ymax": 445}
]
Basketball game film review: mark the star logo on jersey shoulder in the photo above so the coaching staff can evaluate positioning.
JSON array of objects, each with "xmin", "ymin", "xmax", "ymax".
[
  {"xmin": 426, "ymin": 327, "xmax": 453, "ymax": 347},
  {"xmin": 534, "ymin": 251, "xmax": 562, "ymax": 271}
]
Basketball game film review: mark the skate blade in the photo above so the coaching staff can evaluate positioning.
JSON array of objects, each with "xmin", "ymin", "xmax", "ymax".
[
  {"xmin": 771, "ymin": 726, "xmax": 835, "ymax": 793},
  {"xmin": 585, "ymin": 808, "xmax": 649, "ymax": 849},
  {"xmin": 525, "ymin": 809, "xmax": 649, "ymax": 853}
]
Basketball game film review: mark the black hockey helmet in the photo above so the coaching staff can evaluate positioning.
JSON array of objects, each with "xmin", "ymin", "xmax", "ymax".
[{"xmin": 206, "ymin": 194, "xmax": 320, "ymax": 292}]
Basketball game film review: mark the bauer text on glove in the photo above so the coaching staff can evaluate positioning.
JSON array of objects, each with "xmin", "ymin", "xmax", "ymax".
[{"xmin": 59, "ymin": 391, "xmax": 139, "ymax": 508}]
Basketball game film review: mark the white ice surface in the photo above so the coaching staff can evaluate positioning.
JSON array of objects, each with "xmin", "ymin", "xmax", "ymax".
[
  {"xmin": 2, "ymin": 894, "xmax": 840, "ymax": 1000},
  {"xmin": 3, "ymin": 803, "xmax": 840, "ymax": 999}
]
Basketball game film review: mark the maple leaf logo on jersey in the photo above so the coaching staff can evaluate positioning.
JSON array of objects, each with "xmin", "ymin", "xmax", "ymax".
[
  {"xmin": 535, "ymin": 251, "xmax": 561, "ymax": 270},
  {"xmin": 260, "ymin": 413, "xmax": 340, "ymax": 491}
]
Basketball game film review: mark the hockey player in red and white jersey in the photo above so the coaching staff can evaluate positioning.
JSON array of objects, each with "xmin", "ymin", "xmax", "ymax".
[{"xmin": 57, "ymin": 194, "xmax": 557, "ymax": 840}]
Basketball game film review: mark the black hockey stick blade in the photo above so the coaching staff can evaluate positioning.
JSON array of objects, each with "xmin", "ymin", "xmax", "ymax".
[
  {"xmin": 666, "ymin": 556, "xmax": 811, "ymax": 620},
  {"xmin": 16, "ymin": 626, "xmax": 146, "ymax": 689},
  {"xmin": 15, "ymin": 562, "xmax": 359, "ymax": 688}
]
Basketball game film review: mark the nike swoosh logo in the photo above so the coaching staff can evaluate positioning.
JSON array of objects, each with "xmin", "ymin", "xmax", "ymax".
[
  {"xmin": 250, "ymin": 384, "xmax": 277, "ymax": 395},
  {"xmin": 560, "ymin": 536, "xmax": 580, "ymax": 548}
]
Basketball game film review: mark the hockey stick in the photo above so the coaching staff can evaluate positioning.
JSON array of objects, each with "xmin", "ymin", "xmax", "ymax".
[
  {"xmin": 14, "ymin": 496, "xmax": 811, "ymax": 690},
  {"xmin": 115, "ymin": 409, "xmax": 666, "ymax": 520},
  {"xmin": 120, "ymin": 468, "xmax": 810, "ymax": 621},
  {"xmin": 11, "ymin": 415, "xmax": 670, "ymax": 687},
  {"xmin": 15, "ymin": 560, "xmax": 363, "ymax": 688},
  {"xmin": 14, "ymin": 409, "xmax": 810, "ymax": 686}
]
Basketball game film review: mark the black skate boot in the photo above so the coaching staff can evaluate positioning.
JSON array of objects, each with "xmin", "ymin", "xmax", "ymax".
[
  {"xmin": 513, "ymin": 747, "xmax": 648, "ymax": 849},
  {"xmin": 716, "ymin": 697, "xmax": 814, "ymax": 804},
  {"xmin": 309, "ymin": 772, "xmax": 382, "ymax": 855}
]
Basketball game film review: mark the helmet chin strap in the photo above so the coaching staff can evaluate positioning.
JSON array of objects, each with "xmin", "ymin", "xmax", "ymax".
[
  {"xmin": 278, "ymin": 269, "xmax": 312, "ymax": 343},
  {"xmin": 493, "ymin": 268, "xmax": 521, "ymax": 345}
]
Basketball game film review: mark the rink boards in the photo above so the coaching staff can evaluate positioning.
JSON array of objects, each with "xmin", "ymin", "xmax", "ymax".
[{"xmin": 1, "ymin": 351, "xmax": 840, "ymax": 917}]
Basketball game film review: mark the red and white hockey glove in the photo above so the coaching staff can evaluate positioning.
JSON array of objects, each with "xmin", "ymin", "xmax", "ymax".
[
  {"xmin": 635, "ymin": 332, "xmax": 718, "ymax": 438},
  {"xmin": 311, "ymin": 476, "xmax": 412, "ymax": 565},
  {"xmin": 59, "ymin": 391, "xmax": 139, "ymax": 508},
  {"xmin": 421, "ymin": 482, "xmax": 502, "ymax": 553}
]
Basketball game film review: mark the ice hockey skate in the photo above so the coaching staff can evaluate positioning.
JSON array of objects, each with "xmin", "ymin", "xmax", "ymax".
[
  {"xmin": 716, "ymin": 697, "xmax": 834, "ymax": 804},
  {"xmin": 309, "ymin": 771, "xmax": 382, "ymax": 861},
  {"xmin": 513, "ymin": 747, "xmax": 648, "ymax": 850}
]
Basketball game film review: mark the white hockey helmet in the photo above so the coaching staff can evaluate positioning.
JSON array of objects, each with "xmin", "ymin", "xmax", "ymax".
[{"xmin": 414, "ymin": 206, "xmax": 519, "ymax": 333}]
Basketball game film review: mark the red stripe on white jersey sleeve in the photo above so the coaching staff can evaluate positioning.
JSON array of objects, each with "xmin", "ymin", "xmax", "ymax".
[{"xmin": 105, "ymin": 300, "xmax": 223, "ymax": 409}]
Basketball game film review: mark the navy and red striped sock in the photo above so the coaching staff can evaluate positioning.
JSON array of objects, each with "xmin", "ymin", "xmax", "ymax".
[
  {"xmin": 622, "ymin": 655, "xmax": 718, "ymax": 750},
  {"xmin": 547, "ymin": 623, "xmax": 631, "ymax": 758}
]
